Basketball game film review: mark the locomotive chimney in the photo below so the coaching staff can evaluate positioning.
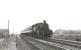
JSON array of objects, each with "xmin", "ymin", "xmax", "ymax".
[{"xmin": 43, "ymin": 20, "xmax": 46, "ymax": 23}]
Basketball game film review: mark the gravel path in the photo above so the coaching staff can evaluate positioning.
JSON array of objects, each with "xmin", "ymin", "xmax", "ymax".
[{"xmin": 0, "ymin": 36, "xmax": 16, "ymax": 50}]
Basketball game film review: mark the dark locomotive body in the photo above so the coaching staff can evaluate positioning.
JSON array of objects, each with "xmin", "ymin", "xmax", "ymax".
[{"xmin": 21, "ymin": 20, "xmax": 53, "ymax": 40}]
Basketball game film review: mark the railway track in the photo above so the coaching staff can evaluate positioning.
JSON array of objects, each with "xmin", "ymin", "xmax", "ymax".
[
  {"xmin": 37, "ymin": 38, "xmax": 81, "ymax": 49},
  {"xmin": 50, "ymin": 39, "xmax": 81, "ymax": 49},
  {"xmin": 20, "ymin": 35, "xmax": 67, "ymax": 50},
  {"xmin": 37, "ymin": 38, "xmax": 81, "ymax": 50},
  {"xmin": 52, "ymin": 39, "xmax": 81, "ymax": 44},
  {"xmin": 16, "ymin": 35, "xmax": 42, "ymax": 50}
]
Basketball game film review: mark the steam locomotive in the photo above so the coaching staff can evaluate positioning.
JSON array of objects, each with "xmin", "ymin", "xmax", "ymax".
[{"xmin": 21, "ymin": 20, "xmax": 53, "ymax": 40}]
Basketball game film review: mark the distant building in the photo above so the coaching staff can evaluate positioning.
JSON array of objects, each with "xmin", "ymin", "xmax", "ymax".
[
  {"xmin": 54, "ymin": 29, "xmax": 81, "ymax": 35},
  {"xmin": 0, "ymin": 29, "xmax": 9, "ymax": 38}
]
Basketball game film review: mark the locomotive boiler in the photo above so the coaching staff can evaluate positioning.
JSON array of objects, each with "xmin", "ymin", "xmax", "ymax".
[{"xmin": 21, "ymin": 20, "xmax": 53, "ymax": 40}]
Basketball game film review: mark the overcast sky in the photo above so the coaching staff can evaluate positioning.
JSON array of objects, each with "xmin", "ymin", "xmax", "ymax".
[{"xmin": 0, "ymin": 0, "xmax": 81, "ymax": 34}]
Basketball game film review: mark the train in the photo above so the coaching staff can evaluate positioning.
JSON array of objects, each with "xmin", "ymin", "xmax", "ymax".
[{"xmin": 21, "ymin": 20, "xmax": 53, "ymax": 40}]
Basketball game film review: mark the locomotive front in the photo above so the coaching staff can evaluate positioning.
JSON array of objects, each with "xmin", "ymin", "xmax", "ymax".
[{"xmin": 32, "ymin": 20, "xmax": 53, "ymax": 39}]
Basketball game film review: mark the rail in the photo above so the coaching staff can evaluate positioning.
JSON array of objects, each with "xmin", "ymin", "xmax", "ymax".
[
  {"xmin": 51, "ymin": 39, "xmax": 81, "ymax": 49},
  {"xmin": 21, "ymin": 35, "xmax": 67, "ymax": 50}
]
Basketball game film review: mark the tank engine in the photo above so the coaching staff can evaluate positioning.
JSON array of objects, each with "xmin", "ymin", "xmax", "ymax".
[{"xmin": 21, "ymin": 20, "xmax": 53, "ymax": 40}]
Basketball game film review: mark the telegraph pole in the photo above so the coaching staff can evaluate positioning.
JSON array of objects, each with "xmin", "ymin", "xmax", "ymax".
[
  {"xmin": 13, "ymin": 23, "xmax": 14, "ymax": 34},
  {"xmin": 8, "ymin": 20, "xmax": 9, "ymax": 35}
]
